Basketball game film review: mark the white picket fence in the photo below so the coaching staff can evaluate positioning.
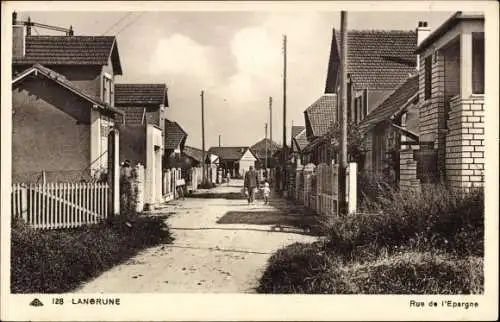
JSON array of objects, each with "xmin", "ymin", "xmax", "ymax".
[
  {"xmin": 291, "ymin": 162, "xmax": 357, "ymax": 216},
  {"xmin": 163, "ymin": 168, "xmax": 183, "ymax": 201},
  {"xmin": 11, "ymin": 182, "xmax": 109, "ymax": 230}
]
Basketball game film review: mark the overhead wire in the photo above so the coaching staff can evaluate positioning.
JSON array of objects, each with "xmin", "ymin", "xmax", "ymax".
[
  {"xmin": 101, "ymin": 12, "xmax": 133, "ymax": 35},
  {"xmin": 114, "ymin": 12, "xmax": 145, "ymax": 36}
]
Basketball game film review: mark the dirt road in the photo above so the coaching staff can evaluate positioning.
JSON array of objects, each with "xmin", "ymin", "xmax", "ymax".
[{"xmin": 76, "ymin": 180, "xmax": 318, "ymax": 293}]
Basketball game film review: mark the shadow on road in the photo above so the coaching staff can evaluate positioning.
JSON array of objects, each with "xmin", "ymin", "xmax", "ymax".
[
  {"xmin": 187, "ymin": 192, "xmax": 246, "ymax": 200},
  {"xmin": 163, "ymin": 244, "xmax": 271, "ymax": 255},
  {"xmin": 170, "ymin": 226, "xmax": 315, "ymax": 236}
]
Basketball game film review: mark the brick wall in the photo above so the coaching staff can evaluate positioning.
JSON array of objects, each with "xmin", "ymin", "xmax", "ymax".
[
  {"xmin": 445, "ymin": 95, "xmax": 484, "ymax": 190},
  {"xmin": 399, "ymin": 147, "xmax": 421, "ymax": 191},
  {"xmin": 418, "ymin": 51, "xmax": 447, "ymax": 181}
]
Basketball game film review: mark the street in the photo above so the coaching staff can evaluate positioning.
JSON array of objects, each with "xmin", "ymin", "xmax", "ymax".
[{"xmin": 76, "ymin": 180, "xmax": 318, "ymax": 293}]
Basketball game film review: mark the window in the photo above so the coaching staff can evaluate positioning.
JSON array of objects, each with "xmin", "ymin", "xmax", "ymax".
[
  {"xmin": 424, "ymin": 56, "xmax": 432, "ymax": 100},
  {"xmin": 472, "ymin": 33, "xmax": 484, "ymax": 94},
  {"xmin": 102, "ymin": 74, "xmax": 113, "ymax": 105}
]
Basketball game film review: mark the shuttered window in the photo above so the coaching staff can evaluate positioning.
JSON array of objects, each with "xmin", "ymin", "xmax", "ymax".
[{"xmin": 424, "ymin": 56, "xmax": 432, "ymax": 100}]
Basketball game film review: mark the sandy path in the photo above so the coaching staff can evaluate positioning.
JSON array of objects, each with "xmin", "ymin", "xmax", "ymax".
[{"xmin": 76, "ymin": 180, "xmax": 317, "ymax": 293}]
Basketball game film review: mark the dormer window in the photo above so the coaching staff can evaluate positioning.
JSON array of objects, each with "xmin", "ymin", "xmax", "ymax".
[{"xmin": 102, "ymin": 73, "xmax": 113, "ymax": 105}]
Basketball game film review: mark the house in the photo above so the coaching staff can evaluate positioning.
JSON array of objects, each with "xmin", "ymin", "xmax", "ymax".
[
  {"xmin": 358, "ymin": 73, "xmax": 420, "ymax": 184},
  {"xmin": 11, "ymin": 16, "xmax": 124, "ymax": 183},
  {"xmin": 114, "ymin": 83, "xmax": 168, "ymax": 206},
  {"xmin": 181, "ymin": 145, "xmax": 204, "ymax": 168},
  {"xmin": 301, "ymin": 94, "xmax": 337, "ymax": 165},
  {"xmin": 163, "ymin": 119, "xmax": 188, "ymax": 169},
  {"xmin": 207, "ymin": 146, "xmax": 257, "ymax": 178},
  {"xmin": 290, "ymin": 126, "xmax": 308, "ymax": 166},
  {"xmin": 414, "ymin": 12, "xmax": 484, "ymax": 190},
  {"xmin": 250, "ymin": 138, "xmax": 281, "ymax": 169},
  {"xmin": 324, "ymin": 28, "xmax": 418, "ymax": 170}
]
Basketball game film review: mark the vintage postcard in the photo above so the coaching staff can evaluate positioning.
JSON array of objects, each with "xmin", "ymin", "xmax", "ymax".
[{"xmin": 1, "ymin": 1, "xmax": 498, "ymax": 321}]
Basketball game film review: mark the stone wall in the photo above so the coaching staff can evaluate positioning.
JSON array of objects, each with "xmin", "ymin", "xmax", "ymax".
[{"xmin": 445, "ymin": 95, "xmax": 485, "ymax": 190}]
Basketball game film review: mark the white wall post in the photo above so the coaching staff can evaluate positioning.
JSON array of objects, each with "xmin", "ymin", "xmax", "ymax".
[
  {"xmin": 347, "ymin": 162, "xmax": 357, "ymax": 215},
  {"xmin": 460, "ymin": 31, "xmax": 473, "ymax": 98}
]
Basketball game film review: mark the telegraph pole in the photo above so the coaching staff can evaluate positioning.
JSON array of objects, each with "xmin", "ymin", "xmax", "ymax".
[
  {"xmin": 339, "ymin": 11, "xmax": 348, "ymax": 214},
  {"xmin": 201, "ymin": 90, "xmax": 206, "ymax": 184},
  {"xmin": 282, "ymin": 35, "xmax": 287, "ymax": 155},
  {"xmin": 269, "ymin": 96, "xmax": 273, "ymax": 145},
  {"xmin": 265, "ymin": 123, "xmax": 268, "ymax": 171}
]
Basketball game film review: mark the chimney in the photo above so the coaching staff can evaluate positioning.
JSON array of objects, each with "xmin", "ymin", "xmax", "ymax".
[
  {"xmin": 416, "ymin": 21, "xmax": 431, "ymax": 70},
  {"xmin": 12, "ymin": 12, "xmax": 26, "ymax": 58}
]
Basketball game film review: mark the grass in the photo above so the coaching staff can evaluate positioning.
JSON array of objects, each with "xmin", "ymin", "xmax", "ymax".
[
  {"xmin": 11, "ymin": 213, "xmax": 173, "ymax": 293},
  {"xmin": 257, "ymin": 183, "xmax": 484, "ymax": 294}
]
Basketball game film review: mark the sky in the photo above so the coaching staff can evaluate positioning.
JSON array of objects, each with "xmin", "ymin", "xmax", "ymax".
[{"xmin": 17, "ymin": 10, "xmax": 453, "ymax": 149}]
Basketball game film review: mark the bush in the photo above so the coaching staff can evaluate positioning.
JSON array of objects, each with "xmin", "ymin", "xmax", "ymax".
[
  {"xmin": 326, "ymin": 185, "xmax": 484, "ymax": 258},
  {"xmin": 258, "ymin": 184, "xmax": 484, "ymax": 294},
  {"xmin": 257, "ymin": 243, "xmax": 483, "ymax": 294},
  {"xmin": 11, "ymin": 214, "xmax": 173, "ymax": 293}
]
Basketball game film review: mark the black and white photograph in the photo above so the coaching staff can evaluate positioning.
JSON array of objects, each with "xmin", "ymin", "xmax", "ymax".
[{"xmin": 1, "ymin": 1, "xmax": 498, "ymax": 321}]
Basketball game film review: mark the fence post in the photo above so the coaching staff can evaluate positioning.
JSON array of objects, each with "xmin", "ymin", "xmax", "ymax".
[
  {"xmin": 347, "ymin": 162, "xmax": 357, "ymax": 215},
  {"xmin": 135, "ymin": 164, "xmax": 145, "ymax": 212}
]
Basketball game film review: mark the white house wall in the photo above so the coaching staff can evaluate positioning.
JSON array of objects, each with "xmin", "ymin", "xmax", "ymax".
[
  {"xmin": 145, "ymin": 125, "xmax": 163, "ymax": 206},
  {"xmin": 239, "ymin": 149, "xmax": 257, "ymax": 176}
]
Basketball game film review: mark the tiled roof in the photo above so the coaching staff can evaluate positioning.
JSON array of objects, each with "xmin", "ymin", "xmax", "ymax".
[
  {"xmin": 12, "ymin": 64, "xmax": 123, "ymax": 116},
  {"xmin": 293, "ymin": 128, "xmax": 309, "ymax": 151},
  {"xmin": 207, "ymin": 146, "xmax": 256, "ymax": 161},
  {"xmin": 115, "ymin": 84, "xmax": 168, "ymax": 107},
  {"xmin": 325, "ymin": 30, "xmax": 417, "ymax": 92},
  {"xmin": 182, "ymin": 145, "xmax": 204, "ymax": 163},
  {"xmin": 164, "ymin": 119, "xmax": 187, "ymax": 150},
  {"xmin": 359, "ymin": 74, "xmax": 419, "ymax": 133},
  {"xmin": 250, "ymin": 138, "xmax": 281, "ymax": 158},
  {"xmin": 13, "ymin": 36, "xmax": 123, "ymax": 75},
  {"xmin": 291, "ymin": 125, "xmax": 305, "ymax": 139},
  {"xmin": 304, "ymin": 94, "xmax": 337, "ymax": 138}
]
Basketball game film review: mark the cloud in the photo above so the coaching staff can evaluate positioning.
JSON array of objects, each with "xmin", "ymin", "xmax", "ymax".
[{"xmin": 148, "ymin": 33, "xmax": 218, "ymax": 88}]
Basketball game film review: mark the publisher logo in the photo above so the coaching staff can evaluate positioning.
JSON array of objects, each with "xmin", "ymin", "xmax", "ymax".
[{"xmin": 29, "ymin": 298, "xmax": 44, "ymax": 307}]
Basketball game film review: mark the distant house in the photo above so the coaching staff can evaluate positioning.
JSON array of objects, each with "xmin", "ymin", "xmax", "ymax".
[
  {"xmin": 163, "ymin": 119, "xmax": 188, "ymax": 169},
  {"xmin": 115, "ymin": 83, "xmax": 168, "ymax": 206},
  {"xmin": 11, "ymin": 18, "xmax": 124, "ymax": 183},
  {"xmin": 181, "ymin": 145, "xmax": 204, "ymax": 168},
  {"xmin": 250, "ymin": 138, "xmax": 281, "ymax": 169},
  {"xmin": 414, "ymin": 12, "xmax": 484, "ymax": 190},
  {"xmin": 301, "ymin": 94, "xmax": 337, "ymax": 165},
  {"xmin": 290, "ymin": 126, "xmax": 308, "ymax": 165},
  {"xmin": 207, "ymin": 146, "xmax": 257, "ymax": 178}
]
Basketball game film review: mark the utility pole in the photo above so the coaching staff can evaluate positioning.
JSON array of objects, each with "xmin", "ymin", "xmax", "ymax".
[
  {"xmin": 282, "ymin": 34, "xmax": 288, "ymax": 194},
  {"xmin": 269, "ymin": 96, "xmax": 273, "ymax": 145},
  {"xmin": 218, "ymin": 134, "xmax": 221, "ymax": 147},
  {"xmin": 201, "ymin": 90, "xmax": 206, "ymax": 184},
  {"xmin": 265, "ymin": 123, "xmax": 268, "ymax": 171},
  {"xmin": 338, "ymin": 11, "xmax": 348, "ymax": 215},
  {"xmin": 282, "ymin": 34, "xmax": 287, "ymax": 156}
]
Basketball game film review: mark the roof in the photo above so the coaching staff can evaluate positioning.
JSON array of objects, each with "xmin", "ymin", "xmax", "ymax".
[
  {"xmin": 291, "ymin": 125, "xmax": 305, "ymax": 139},
  {"xmin": 182, "ymin": 145, "xmax": 204, "ymax": 163},
  {"xmin": 250, "ymin": 138, "xmax": 281, "ymax": 158},
  {"xmin": 115, "ymin": 84, "xmax": 168, "ymax": 107},
  {"xmin": 13, "ymin": 36, "xmax": 123, "ymax": 75},
  {"xmin": 293, "ymin": 128, "xmax": 309, "ymax": 152},
  {"xmin": 358, "ymin": 74, "xmax": 419, "ymax": 133},
  {"xmin": 304, "ymin": 94, "xmax": 336, "ymax": 138},
  {"xmin": 164, "ymin": 119, "xmax": 187, "ymax": 150},
  {"xmin": 12, "ymin": 64, "xmax": 123, "ymax": 116},
  {"xmin": 207, "ymin": 146, "xmax": 256, "ymax": 161},
  {"xmin": 416, "ymin": 12, "xmax": 484, "ymax": 54},
  {"xmin": 325, "ymin": 29, "xmax": 417, "ymax": 92}
]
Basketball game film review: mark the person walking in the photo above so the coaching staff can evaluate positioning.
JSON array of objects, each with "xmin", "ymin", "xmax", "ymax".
[
  {"xmin": 244, "ymin": 166, "xmax": 259, "ymax": 205},
  {"xmin": 262, "ymin": 179, "xmax": 271, "ymax": 205}
]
